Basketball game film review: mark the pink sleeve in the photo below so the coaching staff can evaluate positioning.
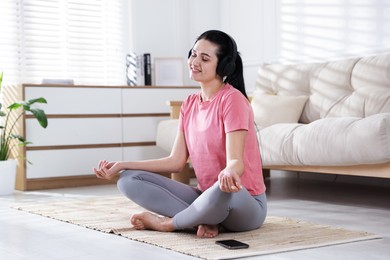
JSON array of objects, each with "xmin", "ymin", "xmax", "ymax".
[
  {"xmin": 178, "ymin": 105, "xmax": 184, "ymax": 132},
  {"xmin": 223, "ymin": 92, "xmax": 250, "ymax": 133},
  {"xmin": 178, "ymin": 95, "xmax": 191, "ymax": 132}
]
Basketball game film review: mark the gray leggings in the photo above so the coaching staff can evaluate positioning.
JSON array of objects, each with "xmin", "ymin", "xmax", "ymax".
[{"xmin": 117, "ymin": 170, "xmax": 267, "ymax": 232}]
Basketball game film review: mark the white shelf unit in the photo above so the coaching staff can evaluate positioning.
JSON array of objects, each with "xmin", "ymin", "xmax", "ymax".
[{"xmin": 13, "ymin": 84, "xmax": 198, "ymax": 190}]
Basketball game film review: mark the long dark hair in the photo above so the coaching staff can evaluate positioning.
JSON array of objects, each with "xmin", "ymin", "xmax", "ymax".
[{"xmin": 195, "ymin": 30, "xmax": 248, "ymax": 99}]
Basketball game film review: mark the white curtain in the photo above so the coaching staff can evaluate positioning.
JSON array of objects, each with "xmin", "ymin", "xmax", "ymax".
[{"xmin": 0, "ymin": 0, "xmax": 128, "ymax": 86}]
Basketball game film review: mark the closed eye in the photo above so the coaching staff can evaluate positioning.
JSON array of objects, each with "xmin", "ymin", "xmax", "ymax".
[{"xmin": 192, "ymin": 50, "xmax": 211, "ymax": 61}]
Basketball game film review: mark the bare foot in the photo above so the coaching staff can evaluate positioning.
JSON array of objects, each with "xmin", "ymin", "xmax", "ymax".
[
  {"xmin": 197, "ymin": 224, "xmax": 219, "ymax": 238},
  {"xmin": 130, "ymin": 212, "xmax": 174, "ymax": 232}
]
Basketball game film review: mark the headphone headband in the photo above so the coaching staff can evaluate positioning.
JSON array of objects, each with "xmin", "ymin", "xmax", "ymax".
[{"xmin": 225, "ymin": 32, "xmax": 238, "ymax": 66}]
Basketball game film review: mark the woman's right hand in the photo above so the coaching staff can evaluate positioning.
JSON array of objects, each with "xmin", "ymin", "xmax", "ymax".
[
  {"xmin": 93, "ymin": 160, "xmax": 122, "ymax": 180},
  {"xmin": 218, "ymin": 168, "xmax": 242, "ymax": 193}
]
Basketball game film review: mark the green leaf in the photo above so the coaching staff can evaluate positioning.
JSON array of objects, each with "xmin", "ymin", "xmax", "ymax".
[
  {"xmin": 0, "ymin": 144, "xmax": 9, "ymax": 161},
  {"xmin": 10, "ymin": 134, "xmax": 26, "ymax": 142},
  {"xmin": 28, "ymin": 97, "xmax": 47, "ymax": 105},
  {"xmin": 18, "ymin": 141, "xmax": 33, "ymax": 146},
  {"xmin": 0, "ymin": 71, "xmax": 3, "ymax": 89},
  {"xmin": 8, "ymin": 102, "xmax": 23, "ymax": 110},
  {"xmin": 29, "ymin": 108, "xmax": 48, "ymax": 128}
]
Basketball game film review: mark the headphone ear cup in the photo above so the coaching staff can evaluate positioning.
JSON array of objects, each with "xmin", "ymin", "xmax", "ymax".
[
  {"xmin": 224, "ymin": 61, "xmax": 236, "ymax": 77},
  {"xmin": 217, "ymin": 56, "xmax": 236, "ymax": 78}
]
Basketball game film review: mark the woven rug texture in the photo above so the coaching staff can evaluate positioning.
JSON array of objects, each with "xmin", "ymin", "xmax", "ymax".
[{"xmin": 14, "ymin": 196, "xmax": 380, "ymax": 260}]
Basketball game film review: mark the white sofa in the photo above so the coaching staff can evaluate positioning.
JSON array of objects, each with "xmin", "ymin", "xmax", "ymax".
[{"xmin": 157, "ymin": 53, "xmax": 390, "ymax": 181}]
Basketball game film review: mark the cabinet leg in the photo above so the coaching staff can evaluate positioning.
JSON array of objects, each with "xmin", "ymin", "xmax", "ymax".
[{"xmin": 262, "ymin": 168, "xmax": 270, "ymax": 180}]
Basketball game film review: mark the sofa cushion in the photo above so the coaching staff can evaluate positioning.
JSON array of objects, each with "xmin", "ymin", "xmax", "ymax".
[
  {"xmin": 306, "ymin": 54, "xmax": 390, "ymax": 121},
  {"xmin": 259, "ymin": 113, "xmax": 390, "ymax": 166},
  {"xmin": 251, "ymin": 93, "xmax": 308, "ymax": 129},
  {"xmin": 255, "ymin": 62, "xmax": 323, "ymax": 96},
  {"xmin": 304, "ymin": 58, "xmax": 360, "ymax": 121},
  {"xmin": 255, "ymin": 53, "xmax": 390, "ymax": 124}
]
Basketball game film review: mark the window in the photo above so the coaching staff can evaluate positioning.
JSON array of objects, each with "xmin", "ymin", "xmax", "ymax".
[
  {"xmin": 0, "ymin": 0, "xmax": 128, "ymax": 85},
  {"xmin": 0, "ymin": 0, "xmax": 21, "ymax": 84}
]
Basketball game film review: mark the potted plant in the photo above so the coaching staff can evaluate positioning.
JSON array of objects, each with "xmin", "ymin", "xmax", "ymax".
[{"xmin": 0, "ymin": 72, "xmax": 48, "ymax": 195}]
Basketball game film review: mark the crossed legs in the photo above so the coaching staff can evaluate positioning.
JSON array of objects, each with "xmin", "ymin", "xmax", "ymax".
[{"xmin": 117, "ymin": 170, "xmax": 267, "ymax": 238}]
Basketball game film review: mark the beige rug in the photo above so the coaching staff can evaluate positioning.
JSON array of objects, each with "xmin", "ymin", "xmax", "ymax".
[{"xmin": 14, "ymin": 196, "xmax": 380, "ymax": 260}]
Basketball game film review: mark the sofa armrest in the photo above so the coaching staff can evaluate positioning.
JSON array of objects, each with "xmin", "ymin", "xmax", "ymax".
[{"xmin": 167, "ymin": 100, "xmax": 183, "ymax": 119}]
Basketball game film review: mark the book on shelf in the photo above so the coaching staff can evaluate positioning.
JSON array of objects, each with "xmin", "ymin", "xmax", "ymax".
[
  {"xmin": 143, "ymin": 53, "xmax": 152, "ymax": 85},
  {"xmin": 136, "ymin": 54, "xmax": 145, "ymax": 86},
  {"xmin": 126, "ymin": 53, "xmax": 137, "ymax": 86}
]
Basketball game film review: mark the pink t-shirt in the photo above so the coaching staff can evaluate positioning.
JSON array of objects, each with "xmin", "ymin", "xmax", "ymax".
[{"xmin": 178, "ymin": 84, "xmax": 266, "ymax": 195}]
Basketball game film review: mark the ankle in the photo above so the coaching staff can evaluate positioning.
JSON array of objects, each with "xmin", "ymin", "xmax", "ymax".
[{"xmin": 161, "ymin": 217, "xmax": 175, "ymax": 232}]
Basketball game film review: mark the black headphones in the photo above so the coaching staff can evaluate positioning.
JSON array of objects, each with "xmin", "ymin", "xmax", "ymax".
[{"xmin": 188, "ymin": 30, "xmax": 238, "ymax": 79}]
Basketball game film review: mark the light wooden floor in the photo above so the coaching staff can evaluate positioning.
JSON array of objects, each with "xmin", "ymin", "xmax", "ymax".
[{"xmin": 1, "ymin": 171, "xmax": 389, "ymax": 260}]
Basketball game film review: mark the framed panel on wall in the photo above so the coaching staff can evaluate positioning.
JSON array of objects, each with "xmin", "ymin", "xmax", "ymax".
[{"xmin": 154, "ymin": 58, "xmax": 184, "ymax": 86}]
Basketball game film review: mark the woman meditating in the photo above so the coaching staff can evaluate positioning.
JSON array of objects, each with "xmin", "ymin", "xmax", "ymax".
[{"xmin": 93, "ymin": 30, "xmax": 267, "ymax": 238}]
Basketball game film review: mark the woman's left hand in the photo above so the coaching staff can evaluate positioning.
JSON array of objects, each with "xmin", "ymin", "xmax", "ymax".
[{"xmin": 218, "ymin": 169, "xmax": 242, "ymax": 193}]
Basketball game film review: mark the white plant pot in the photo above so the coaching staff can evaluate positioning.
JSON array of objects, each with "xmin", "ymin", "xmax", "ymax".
[{"xmin": 0, "ymin": 159, "xmax": 17, "ymax": 196}]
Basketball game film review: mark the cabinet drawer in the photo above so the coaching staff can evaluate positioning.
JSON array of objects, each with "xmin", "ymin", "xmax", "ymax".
[
  {"xmin": 25, "ymin": 87, "xmax": 122, "ymax": 114},
  {"xmin": 122, "ymin": 88, "xmax": 198, "ymax": 113},
  {"xmin": 26, "ymin": 148, "xmax": 122, "ymax": 178},
  {"xmin": 26, "ymin": 118, "xmax": 122, "ymax": 146},
  {"xmin": 123, "ymin": 146, "xmax": 168, "ymax": 161},
  {"xmin": 122, "ymin": 116, "xmax": 169, "ymax": 142}
]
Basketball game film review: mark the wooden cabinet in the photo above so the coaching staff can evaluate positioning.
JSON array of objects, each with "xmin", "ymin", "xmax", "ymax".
[{"xmin": 8, "ymin": 84, "xmax": 199, "ymax": 190}]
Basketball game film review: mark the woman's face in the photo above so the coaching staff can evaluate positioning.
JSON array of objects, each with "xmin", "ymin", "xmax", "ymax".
[{"xmin": 188, "ymin": 39, "xmax": 220, "ymax": 83}]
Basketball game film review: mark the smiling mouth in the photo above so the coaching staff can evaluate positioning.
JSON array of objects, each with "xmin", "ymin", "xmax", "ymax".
[{"xmin": 191, "ymin": 67, "xmax": 201, "ymax": 72}]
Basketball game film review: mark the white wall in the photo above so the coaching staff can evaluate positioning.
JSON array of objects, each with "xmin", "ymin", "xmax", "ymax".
[
  {"xmin": 129, "ymin": 0, "xmax": 265, "ymax": 92},
  {"xmin": 274, "ymin": 0, "xmax": 390, "ymax": 63},
  {"xmin": 220, "ymin": 0, "xmax": 265, "ymax": 92},
  {"xmin": 130, "ymin": 0, "xmax": 390, "ymax": 93}
]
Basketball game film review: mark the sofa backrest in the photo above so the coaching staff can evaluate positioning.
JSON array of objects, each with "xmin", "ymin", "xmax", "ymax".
[{"xmin": 255, "ymin": 53, "xmax": 390, "ymax": 123}]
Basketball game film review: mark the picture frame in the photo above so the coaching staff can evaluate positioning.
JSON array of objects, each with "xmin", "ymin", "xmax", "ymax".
[{"xmin": 154, "ymin": 58, "xmax": 184, "ymax": 86}]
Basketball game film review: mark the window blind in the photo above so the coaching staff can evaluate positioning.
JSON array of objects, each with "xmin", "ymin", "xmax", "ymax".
[
  {"xmin": 0, "ymin": 0, "xmax": 21, "ymax": 84},
  {"xmin": 0, "ymin": 0, "xmax": 127, "ymax": 86}
]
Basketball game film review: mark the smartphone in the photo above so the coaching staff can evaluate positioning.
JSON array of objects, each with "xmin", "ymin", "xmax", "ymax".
[{"xmin": 215, "ymin": 239, "xmax": 249, "ymax": 250}]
